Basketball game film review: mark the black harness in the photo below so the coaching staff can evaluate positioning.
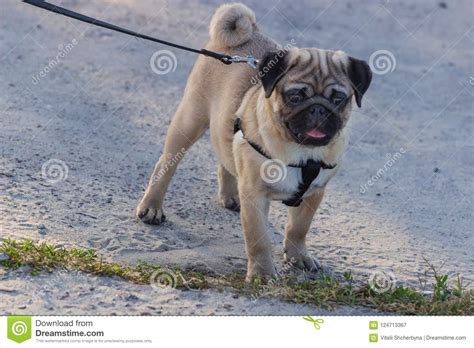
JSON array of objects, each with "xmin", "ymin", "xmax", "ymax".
[{"xmin": 234, "ymin": 118, "xmax": 336, "ymax": 207}]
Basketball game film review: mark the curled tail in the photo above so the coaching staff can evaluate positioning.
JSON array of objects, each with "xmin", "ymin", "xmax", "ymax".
[{"xmin": 209, "ymin": 3, "xmax": 256, "ymax": 48}]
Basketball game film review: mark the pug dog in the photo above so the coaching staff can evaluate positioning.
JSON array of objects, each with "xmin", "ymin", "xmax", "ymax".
[{"xmin": 136, "ymin": 3, "xmax": 372, "ymax": 280}]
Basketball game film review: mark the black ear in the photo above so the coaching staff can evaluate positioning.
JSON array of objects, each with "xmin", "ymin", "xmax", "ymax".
[
  {"xmin": 347, "ymin": 57, "xmax": 372, "ymax": 107},
  {"xmin": 258, "ymin": 50, "xmax": 289, "ymax": 98}
]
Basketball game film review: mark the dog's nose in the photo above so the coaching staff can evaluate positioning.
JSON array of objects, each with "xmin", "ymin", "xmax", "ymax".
[{"xmin": 309, "ymin": 105, "xmax": 329, "ymax": 117}]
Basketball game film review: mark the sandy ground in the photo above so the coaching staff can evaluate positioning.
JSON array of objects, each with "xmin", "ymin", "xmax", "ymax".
[
  {"xmin": 0, "ymin": 267, "xmax": 382, "ymax": 315},
  {"xmin": 0, "ymin": 0, "xmax": 472, "ymax": 314}
]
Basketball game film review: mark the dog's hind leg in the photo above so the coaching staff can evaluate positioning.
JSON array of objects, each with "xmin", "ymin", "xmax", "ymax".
[
  {"xmin": 217, "ymin": 164, "xmax": 240, "ymax": 211},
  {"xmin": 136, "ymin": 100, "xmax": 209, "ymax": 225}
]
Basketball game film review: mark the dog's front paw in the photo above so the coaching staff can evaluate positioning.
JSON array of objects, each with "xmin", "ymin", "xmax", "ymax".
[
  {"xmin": 245, "ymin": 258, "xmax": 277, "ymax": 282},
  {"xmin": 219, "ymin": 195, "xmax": 240, "ymax": 212},
  {"xmin": 284, "ymin": 246, "xmax": 321, "ymax": 272},
  {"xmin": 136, "ymin": 200, "xmax": 166, "ymax": 225}
]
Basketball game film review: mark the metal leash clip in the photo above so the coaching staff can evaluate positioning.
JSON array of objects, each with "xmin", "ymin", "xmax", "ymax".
[{"xmin": 229, "ymin": 55, "xmax": 259, "ymax": 69}]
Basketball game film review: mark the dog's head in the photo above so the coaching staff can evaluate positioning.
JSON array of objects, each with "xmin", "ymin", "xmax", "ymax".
[{"xmin": 258, "ymin": 48, "xmax": 372, "ymax": 146}]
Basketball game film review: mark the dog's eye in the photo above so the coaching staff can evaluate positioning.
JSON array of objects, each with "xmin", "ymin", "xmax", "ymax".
[
  {"xmin": 286, "ymin": 90, "xmax": 305, "ymax": 105},
  {"xmin": 331, "ymin": 91, "xmax": 347, "ymax": 105}
]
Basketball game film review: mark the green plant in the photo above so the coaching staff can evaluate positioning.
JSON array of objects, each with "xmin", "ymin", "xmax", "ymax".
[{"xmin": 1, "ymin": 238, "xmax": 472, "ymax": 315}]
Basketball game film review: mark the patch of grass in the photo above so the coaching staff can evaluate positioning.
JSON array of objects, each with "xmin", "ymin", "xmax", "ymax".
[
  {"xmin": 0, "ymin": 238, "xmax": 201, "ymax": 288},
  {"xmin": 1, "ymin": 238, "xmax": 472, "ymax": 315}
]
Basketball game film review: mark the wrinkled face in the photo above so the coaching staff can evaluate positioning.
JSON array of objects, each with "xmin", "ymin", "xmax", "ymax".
[{"xmin": 259, "ymin": 48, "xmax": 372, "ymax": 146}]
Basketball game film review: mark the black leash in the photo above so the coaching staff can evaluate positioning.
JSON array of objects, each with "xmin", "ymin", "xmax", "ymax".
[
  {"xmin": 234, "ymin": 118, "xmax": 336, "ymax": 207},
  {"xmin": 23, "ymin": 0, "xmax": 259, "ymax": 68}
]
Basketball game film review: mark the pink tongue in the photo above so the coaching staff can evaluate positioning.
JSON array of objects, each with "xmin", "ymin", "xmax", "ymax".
[{"xmin": 305, "ymin": 127, "xmax": 326, "ymax": 139}]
